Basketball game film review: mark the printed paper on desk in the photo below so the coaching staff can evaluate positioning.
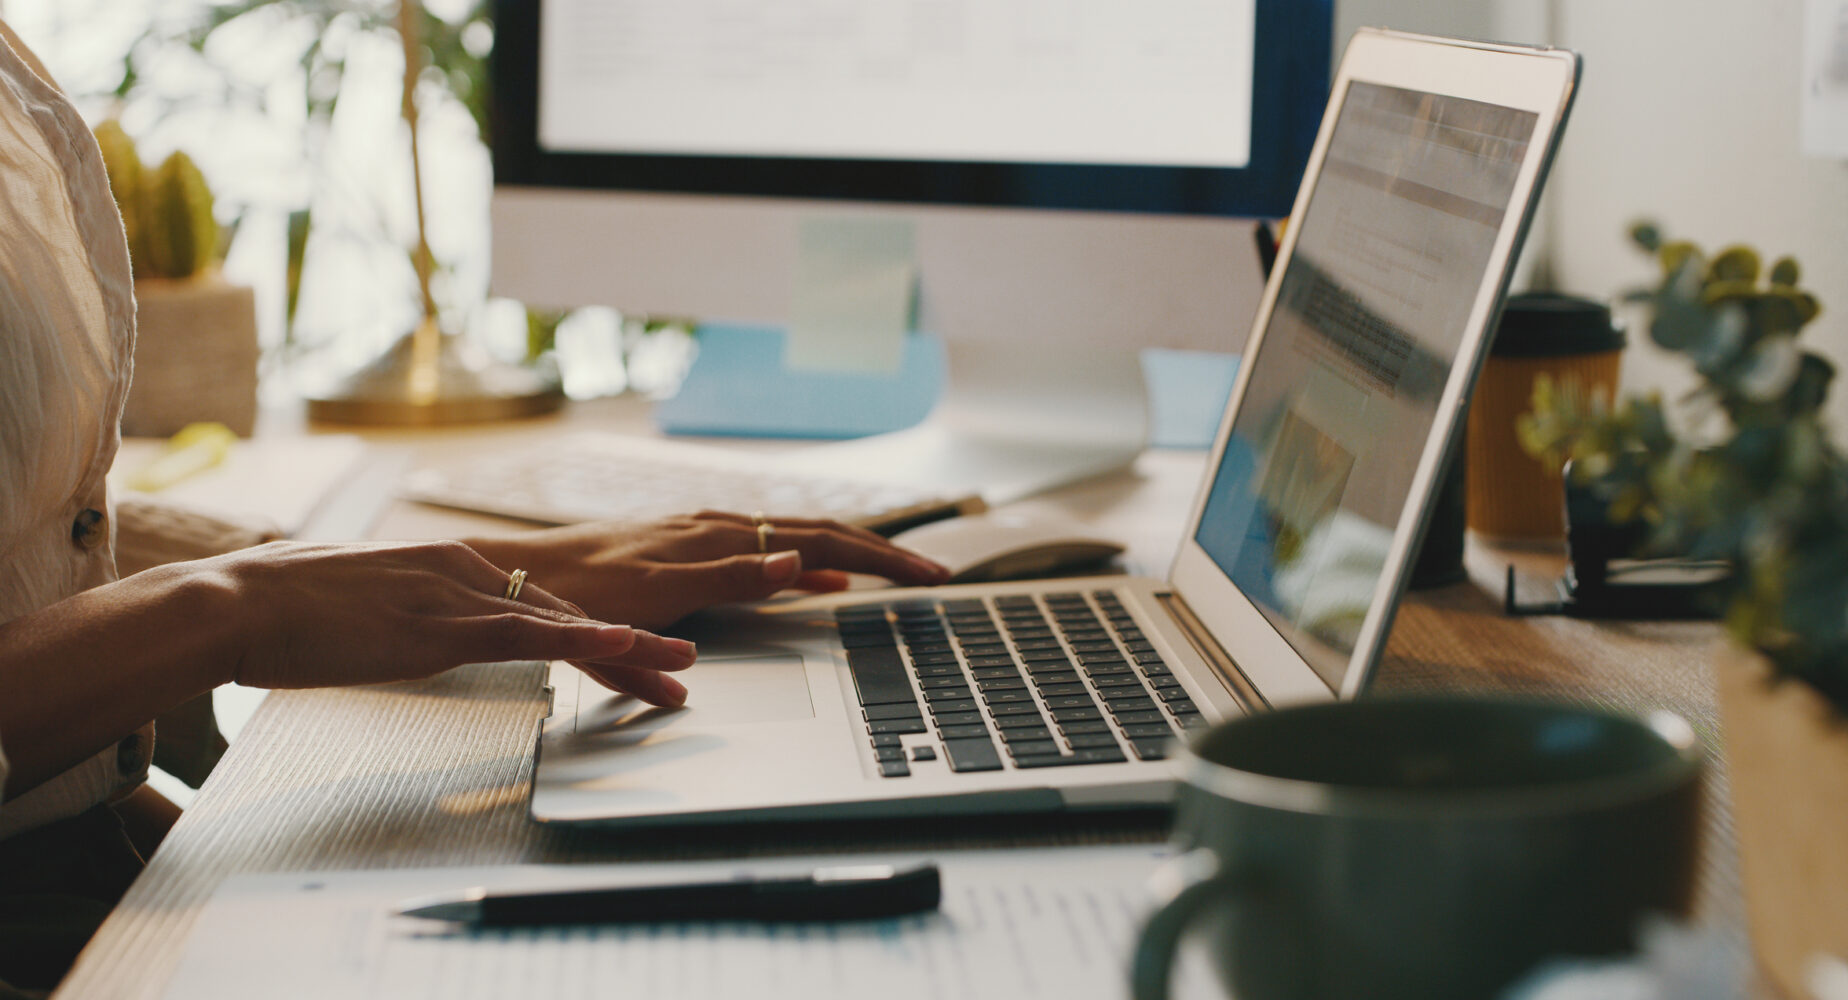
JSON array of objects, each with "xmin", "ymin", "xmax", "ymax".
[
  {"xmin": 159, "ymin": 846, "xmax": 1217, "ymax": 1000},
  {"xmin": 784, "ymin": 216, "xmax": 916, "ymax": 375}
]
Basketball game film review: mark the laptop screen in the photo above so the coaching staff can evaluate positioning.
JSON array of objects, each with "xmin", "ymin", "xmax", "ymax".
[{"xmin": 1192, "ymin": 81, "xmax": 1539, "ymax": 692}]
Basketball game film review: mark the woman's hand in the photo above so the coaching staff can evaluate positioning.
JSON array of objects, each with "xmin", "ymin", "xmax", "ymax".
[
  {"xmin": 207, "ymin": 539, "xmax": 698, "ymax": 705},
  {"xmin": 464, "ymin": 511, "xmax": 952, "ymax": 632}
]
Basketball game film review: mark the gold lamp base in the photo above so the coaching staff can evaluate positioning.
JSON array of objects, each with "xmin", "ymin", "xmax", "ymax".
[{"xmin": 306, "ymin": 319, "xmax": 564, "ymax": 426}]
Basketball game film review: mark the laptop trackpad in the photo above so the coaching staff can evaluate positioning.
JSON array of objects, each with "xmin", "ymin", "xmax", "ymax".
[{"xmin": 575, "ymin": 653, "xmax": 815, "ymax": 733}]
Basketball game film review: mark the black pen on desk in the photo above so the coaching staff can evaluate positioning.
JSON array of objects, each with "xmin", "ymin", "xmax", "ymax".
[{"xmin": 396, "ymin": 863, "xmax": 941, "ymax": 927}]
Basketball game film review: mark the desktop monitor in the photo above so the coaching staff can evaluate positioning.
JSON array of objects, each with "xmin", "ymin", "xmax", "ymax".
[{"xmin": 489, "ymin": 0, "xmax": 1332, "ymax": 501}]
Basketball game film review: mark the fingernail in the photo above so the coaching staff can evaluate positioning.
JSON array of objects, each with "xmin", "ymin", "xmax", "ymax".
[
  {"xmin": 662, "ymin": 676, "xmax": 689, "ymax": 703},
  {"xmin": 666, "ymin": 638, "xmax": 698, "ymax": 661},
  {"xmin": 597, "ymin": 625, "xmax": 635, "ymax": 645},
  {"xmin": 763, "ymin": 550, "xmax": 802, "ymax": 586}
]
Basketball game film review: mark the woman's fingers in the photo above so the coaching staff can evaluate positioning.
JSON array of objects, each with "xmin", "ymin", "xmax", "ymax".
[
  {"xmin": 573, "ymin": 659, "xmax": 692, "ymax": 707},
  {"xmin": 689, "ymin": 511, "xmax": 950, "ymax": 584}
]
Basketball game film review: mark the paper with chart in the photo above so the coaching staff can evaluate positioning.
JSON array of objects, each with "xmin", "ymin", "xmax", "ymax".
[{"xmin": 160, "ymin": 845, "xmax": 1216, "ymax": 1000}]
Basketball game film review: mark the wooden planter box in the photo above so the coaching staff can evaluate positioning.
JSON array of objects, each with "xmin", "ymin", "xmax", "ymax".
[
  {"xmin": 121, "ymin": 273, "xmax": 259, "ymax": 437},
  {"xmin": 1715, "ymin": 642, "xmax": 1848, "ymax": 997}
]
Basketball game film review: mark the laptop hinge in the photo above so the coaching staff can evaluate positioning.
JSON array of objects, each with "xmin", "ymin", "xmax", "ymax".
[{"xmin": 1157, "ymin": 592, "xmax": 1268, "ymax": 714}]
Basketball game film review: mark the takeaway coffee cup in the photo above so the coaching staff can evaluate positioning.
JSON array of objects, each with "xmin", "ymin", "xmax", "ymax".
[{"xmin": 1131, "ymin": 697, "xmax": 1702, "ymax": 1000}]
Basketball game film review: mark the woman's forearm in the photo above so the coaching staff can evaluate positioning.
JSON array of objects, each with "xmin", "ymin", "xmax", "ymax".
[{"xmin": 0, "ymin": 562, "xmax": 239, "ymax": 799}]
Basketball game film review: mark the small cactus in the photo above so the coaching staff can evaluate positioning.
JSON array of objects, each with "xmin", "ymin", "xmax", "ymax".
[
  {"xmin": 93, "ymin": 119, "xmax": 143, "ymax": 258},
  {"xmin": 90, "ymin": 121, "xmax": 220, "ymax": 280}
]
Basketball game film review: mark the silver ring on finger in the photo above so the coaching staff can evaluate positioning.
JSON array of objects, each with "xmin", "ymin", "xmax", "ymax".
[{"xmin": 504, "ymin": 568, "xmax": 528, "ymax": 602}]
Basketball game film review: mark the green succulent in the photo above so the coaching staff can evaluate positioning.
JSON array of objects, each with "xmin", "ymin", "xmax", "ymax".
[
  {"xmin": 91, "ymin": 121, "xmax": 220, "ymax": 281},
  {"xmin": 1520, "ymin": 224, "xmax": 1848, "ymax": 712}
]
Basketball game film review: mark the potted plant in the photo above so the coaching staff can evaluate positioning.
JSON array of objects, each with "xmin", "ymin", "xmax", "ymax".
[
  {"xmin": 1520, "ymin": 224, "xmax": 1847, "ymax": 997},
  {"xmin": 95, "ymin": 119, "xmax": 260, "ymax": 436}
]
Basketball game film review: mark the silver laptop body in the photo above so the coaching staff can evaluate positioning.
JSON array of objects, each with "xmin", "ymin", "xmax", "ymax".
[{"xmin": 530, "ymin": 29, "xmax": 1581, "ymax": 828}]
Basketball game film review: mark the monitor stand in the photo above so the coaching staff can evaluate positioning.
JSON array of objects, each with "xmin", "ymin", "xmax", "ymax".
[
  {"xmin": 779, "ymin": 317, "xmax": 1148, "ymax": 505},
  {"xmin": 780, "ymin": 208, "xmax": 1253, "ymax": 505}
]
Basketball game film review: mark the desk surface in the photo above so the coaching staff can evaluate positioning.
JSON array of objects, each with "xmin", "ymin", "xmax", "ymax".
[{"xmin": 55, "ymin": 399, "xmax": 1739, "ymax": 999}]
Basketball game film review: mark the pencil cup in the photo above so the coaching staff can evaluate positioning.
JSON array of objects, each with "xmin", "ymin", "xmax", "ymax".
[{"xmin": 1466, "ymin": 293, "xmax": 1624, "ymax": 545}]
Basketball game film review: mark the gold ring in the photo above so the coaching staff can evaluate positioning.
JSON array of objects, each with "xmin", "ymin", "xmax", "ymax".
[
  {"xmin": 756, "ymin": 522, "xmax": 774, "ymax": 554},
  {"xmin": 751, "ymin": 510, "xmax": 768, "ymax": 527},
  {"xmin": 504, "ymin": 568, "xmax": 528, "ymax": 601}
]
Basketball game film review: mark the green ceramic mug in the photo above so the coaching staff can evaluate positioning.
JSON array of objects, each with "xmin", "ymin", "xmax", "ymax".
[{"xmin": 1131, "ymin": 697, "xmax": 1703, "ymax": 1000}]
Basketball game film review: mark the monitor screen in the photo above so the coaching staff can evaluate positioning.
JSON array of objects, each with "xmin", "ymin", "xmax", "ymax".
[
  {"xmin": 494, "ymin": 0, "xmax": 1330, "ymax": 216},
  {"xmin": 537, "ymin": 0, "xmax": 1253, "ymax": 169},
  {"xmin": 1191, "ymin": 81, "xmax": 1540, "ymax": 691}
]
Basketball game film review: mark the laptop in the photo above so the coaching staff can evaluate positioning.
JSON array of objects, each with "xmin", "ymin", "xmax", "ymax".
[{"xmin": 530, "ymin": 29, "xmax": 1581, "ymax": 827}]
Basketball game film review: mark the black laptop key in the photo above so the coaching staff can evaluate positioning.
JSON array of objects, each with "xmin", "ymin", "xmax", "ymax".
[
  {"xmin": 966, "ymin": 656, "xmax": 1018, "ymax": 669},
  {"xmin": 937, "ymin": 723, "xmax": 991, "ymax": 740},
  {"xmin": 942, "ymin": 598, "xmax": 988, "ymax": 613},
  {"xmin": 1020, "ymin": 649, "xmax": 1074, "ymax": 664},
  {"xmin": 845, "ymin": 648, "xmax": 915, "ymax": 706},
  {"xmin": 1077, "ymin": 652, "xmax": 1130, "ymax": 667},
  {"xmin": 1012, "ymin": 638, "xmax": 1064, "ymax": 652},
  {"xmin": 1026, "ymin": 671, "xmax": 1082, "ymax": 688},
  {"xmin": 879, "ymin": 760, "xmax": 912, "ymax": 778},
  {"xmin": 905, "ymin": 640, "xmax": 954, "ymax": 655},
  {"xmin": 913, "ymin": 662, "xmax": 964, "ymax": 678},
  {"xmin": 998, "ymin": 726, "xmax": 1056, "ymax": 744},
  {"xmin": 910, "ymin": 651, "xmax": 961, "ymax": 667},
  {"xmin": 987, "ymin": 700, "xmax": 1045, "ymax": 717},
  {"xmin": 1140, "ymin": 663, "xmax": 1174, "ymax": 677},
  {"xmin": 943, "ymin": 738, "xmax": 1004, "ymax": 772},
  {"xmin": 920, "ymin": 674, "xmax": 973, "ymax": 690},
  {"xmin": 870, "ymin": 733, "xmax": 904, "ymax": 748},
  {"xmin": 1130, "ymin": 740, "xmax": 1171, "ymax": 761},
  {"xmin": 994, "ymin": 713, "xmax": 1050, "ymax": 731},
  {"xmin": 1173, "ymin": 711, "xmax": 1209, "ymax": 729},
  {"xmin": 971, "ymin": 665, "xmax": 1023, "ymax": 681},
  {"xmin": 1005, "ymin": 740, "xmax": 1063, "ymax": 759},
  {"xmin": 874, "ymin": 746, "xmax": 909, "ymax": 762},
  {"xmin": 1036, "ymin": 682, "xmax": 1089, "ymax": 697},
  {"xmin": 928, "ymin": 698, "xmax": 979, "ymax": 715},
  {"xmin": 863, "ymin": 704, "xmax": 923, "ymax": 722},
  {"xmin": 912, "ymin": 746, "xmax": 937, "ymax": 762},
  {"xmin": 983, "ymin": 689, "xmax": 1036, "ymax": 705},
  {"xmin": 1148, "ymin": 675, "xmax": 1185, "ymax": 689},
  {"xmin": 1105, "ymin": 697, "xmax": 1161, "ymax": 715},
  {"xmin": 840, "ymin": 631, "xmax": 897, "ymax": 649},
  {"xmin": 923, "ymin": 687, "xmax": 975, "ymax": 703},
  {"xmin": 976, "ymin": 676, "xmax": 1028, "ymax": 692},
  {"xmin": 1067, "ymin": 732, "xmax": 1123, "ymax": 750},
  {"xmin": 1044, "ymin": 694, "xmax": 1099, "ymax": 711},
  {"xmin": 1049, "ymin": 706, "xmax": 1104, "ymax": 722},
  {"xmin": 1012, "ymin": 747, "xmax": 1125, "ymax": 768},
  {"xmin": 867, "ymin": 718, "xmax": 928, "ymax": 735},
  {"xmin": 1158, "ymin": 688, "xmax": 1197, "ymax": 703},
  {"xmin": 960, "ymin": 642, "xmax": 1009, "ymax": 656},
  {"xmin": 1113, "ymin": 710, "xmax": 1169, "ymax": 726},
  {"xmin": 1089, "ymin": 673, "xmax": 1144, "ymax": 689},
  {"xmin": 1083, "ymin": 664, "xmax": 1135, "ymax": 679},
  {"xmin": 932, "ymin": 710, "xmax": 985, "ymax": 727},
  {"xmin": 1123, "ymin": 722, "xmax": 1177, "ymax": 739},
  {"xmin": 1057, "ymin": 719, "xmax": 1112, "ymax": 735}
]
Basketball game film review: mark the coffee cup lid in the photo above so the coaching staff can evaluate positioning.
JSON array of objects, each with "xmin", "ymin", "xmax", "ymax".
[{"xmin": 1491, "ymin": 292, "xmax": 1625, "ymax": 358}]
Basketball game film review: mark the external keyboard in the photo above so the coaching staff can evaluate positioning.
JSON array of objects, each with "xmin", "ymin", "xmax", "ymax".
[
  {"xmin": 399, "ymin": 431, "xmax": 980, "ymax": 534},
  {"xmin": 836, "ymin": 590, "xmax": 1208, "ymax": 778}
]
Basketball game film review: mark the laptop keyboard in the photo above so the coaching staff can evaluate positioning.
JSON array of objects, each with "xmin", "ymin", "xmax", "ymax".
[{"xmin": 834, "ymin": 590, "xmax": 1208, "ymax": 778}]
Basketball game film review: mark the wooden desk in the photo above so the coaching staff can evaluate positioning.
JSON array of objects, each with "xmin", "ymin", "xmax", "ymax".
[{"xmin": 54, "ymin": 400, "xmax": 1738, "ymax": 998}]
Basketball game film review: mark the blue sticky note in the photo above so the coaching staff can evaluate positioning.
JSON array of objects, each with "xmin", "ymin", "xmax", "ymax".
[{"xmin": 655, "ymin": 324, "xmax": 941, "ymax": 440}]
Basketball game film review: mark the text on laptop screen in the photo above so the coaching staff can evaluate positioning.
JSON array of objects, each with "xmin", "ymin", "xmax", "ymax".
[{"xmin": 1194, "ymin": 82, "xmax": 1538, "ymax": 691}]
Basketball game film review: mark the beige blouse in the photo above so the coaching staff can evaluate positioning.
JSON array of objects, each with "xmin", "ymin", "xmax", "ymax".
[{"xmin": 0, "ymin": 19, "xmax": 150, "ymax": 839}]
